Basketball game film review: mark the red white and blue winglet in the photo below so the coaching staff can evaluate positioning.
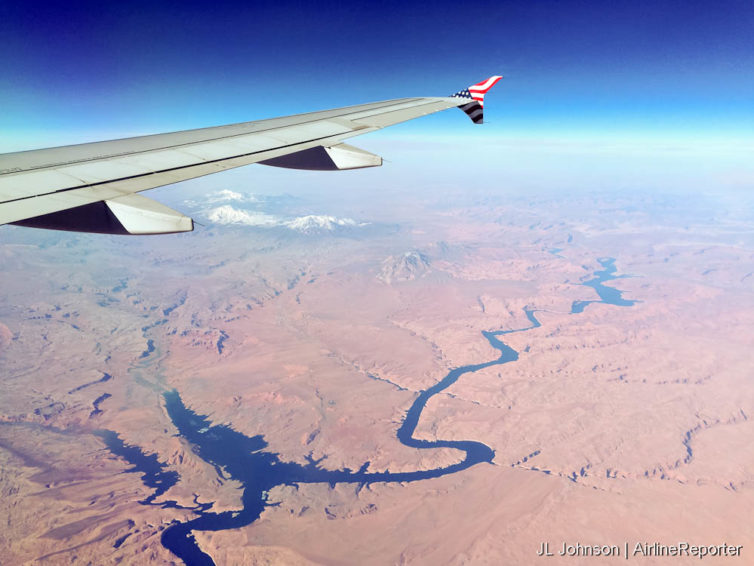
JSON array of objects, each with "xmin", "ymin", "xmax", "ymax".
[{"xmin": 451, "ymin": 75, "xmax": 502, "ymax": 124}]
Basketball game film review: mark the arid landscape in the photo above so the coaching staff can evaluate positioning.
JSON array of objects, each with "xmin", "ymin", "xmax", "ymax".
[{"xmin": 1, "ymin": 174, "xmax": 753, "ymax": 565}]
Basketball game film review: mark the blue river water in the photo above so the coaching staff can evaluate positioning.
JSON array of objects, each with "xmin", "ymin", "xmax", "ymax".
[
  {"xmin": 102, "ymin": 256, "xmax": 634, "ymax": 565},
  {"xmin": 572, "ymin": 257, "xmax": 636, "ymax": 313}
]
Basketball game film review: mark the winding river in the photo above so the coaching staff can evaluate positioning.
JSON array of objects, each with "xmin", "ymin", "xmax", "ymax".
[{"xmin": 103, "ymin": 256, "xmax": 635, "ymax": 565}]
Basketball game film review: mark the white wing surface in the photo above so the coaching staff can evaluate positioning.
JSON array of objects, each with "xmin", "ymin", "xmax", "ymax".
[{"xmin": 0, "ymin": 77, "xmax": 501, "ymax": 235}]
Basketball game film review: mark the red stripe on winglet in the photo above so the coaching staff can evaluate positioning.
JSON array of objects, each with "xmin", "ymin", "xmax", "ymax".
[{"xmin": 469, "ymin": 76, "xmax": 502, "ymax": 93}]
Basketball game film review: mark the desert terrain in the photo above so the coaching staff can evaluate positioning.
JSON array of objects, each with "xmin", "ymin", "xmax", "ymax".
[{"xmin": 1, "ymin": 172, "xmax": 753, "ymax": 565}]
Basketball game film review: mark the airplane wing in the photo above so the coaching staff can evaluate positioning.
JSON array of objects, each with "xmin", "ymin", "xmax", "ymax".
[{"xmin": 0, "ymin": 76, "xmax": 502, "ymax": 235}]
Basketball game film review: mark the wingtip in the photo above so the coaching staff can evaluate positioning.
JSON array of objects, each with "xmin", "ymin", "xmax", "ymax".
[
  {"xmin": 470, "ymin": 75, "xmax": 503, "ymax": 94},
  {"xmin": 452, "ymin": 75, "xmax": 502, "ymax": 124}
]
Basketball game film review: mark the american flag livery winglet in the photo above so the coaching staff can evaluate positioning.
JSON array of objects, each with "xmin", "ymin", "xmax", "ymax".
[{"xmin": 451, "ymin": 75, "xmax": 502, "ymax": 124}]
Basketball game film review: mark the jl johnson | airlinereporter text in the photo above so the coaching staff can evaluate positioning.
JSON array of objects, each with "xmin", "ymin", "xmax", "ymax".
[{"xmin": 537, "ymin": 541, "xmax": 743, "ymax": 558}]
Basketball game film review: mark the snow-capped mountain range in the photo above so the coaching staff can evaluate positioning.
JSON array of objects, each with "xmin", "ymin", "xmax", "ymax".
[{"xmin": 192, "ymin": 191, "xmax": 367, "ymax": 233}]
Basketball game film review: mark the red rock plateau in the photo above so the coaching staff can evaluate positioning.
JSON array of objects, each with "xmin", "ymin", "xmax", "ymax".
[{"xmin": 1, "ymin": 186, "xmax": 753, "ymax": 565}]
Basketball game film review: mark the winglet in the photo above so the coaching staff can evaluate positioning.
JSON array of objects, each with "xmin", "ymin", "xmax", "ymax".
[{"xmin": 451, "ymin": 76, "xmax": 502, "ymax": 124}]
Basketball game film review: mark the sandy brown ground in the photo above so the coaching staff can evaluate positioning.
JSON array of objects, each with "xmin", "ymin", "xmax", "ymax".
[{"xmin": 0, "ymin": 186, "xmax": 752, "ymax": 565}]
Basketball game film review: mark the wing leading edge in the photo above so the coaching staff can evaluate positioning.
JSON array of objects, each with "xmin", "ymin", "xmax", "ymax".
[{"xmin": 0, "ymin": 76, "xmax": 502, "ymax": 235}]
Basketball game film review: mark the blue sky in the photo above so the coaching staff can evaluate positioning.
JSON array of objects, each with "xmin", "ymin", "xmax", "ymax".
[
  {"xmin": 1, "ymin": 1, "xmax": 752, "ymax": 192},
  {"xmin": 2, "ymin": 0, "xmax": 752, "ymax": 136}
]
